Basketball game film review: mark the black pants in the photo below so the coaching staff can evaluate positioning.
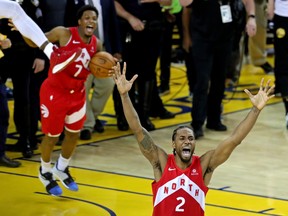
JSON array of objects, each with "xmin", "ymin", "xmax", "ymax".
[
  {"xmin": 273, "ymin": 15, "xmax": 288, "ymax": 97},
  {"xmin": 159, "ymin": 10, "xmax": 183, "ymax": 89},
  {"xmin": 0, "ymin": 81, "xmax": 9, "ymax": 157},
  {"xmin": 191, "ymin": 38, "xmax": 232, "ymax": 129},
  {"xmin": 115, "ymin": 20, "xmax": 165, "ymax": 119},
  {"xmin": 1, "ymin": 47, "xmax": 46, "ymax": 147}
]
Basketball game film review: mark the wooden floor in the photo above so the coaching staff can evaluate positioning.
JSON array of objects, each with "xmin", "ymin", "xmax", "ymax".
[{"xmin": 1, "ymin": 56, "xmax": 288, "ymax": 216}]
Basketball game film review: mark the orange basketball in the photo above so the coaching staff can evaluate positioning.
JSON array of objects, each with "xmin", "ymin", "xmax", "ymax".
[{"xmin": 89, "ymin": 51, "xmax": 116, "ymax": 78}]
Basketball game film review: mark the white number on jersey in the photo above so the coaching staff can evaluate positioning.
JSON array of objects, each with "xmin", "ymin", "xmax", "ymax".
[{"xmin": 175, "ymin": 197, "xmax": 185, "ymax": 212}]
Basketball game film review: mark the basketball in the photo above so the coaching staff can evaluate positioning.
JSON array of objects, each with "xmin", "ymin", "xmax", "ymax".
[{"xmin": 89, "ymin": 51, "xmax": 116, "ymax": 78}]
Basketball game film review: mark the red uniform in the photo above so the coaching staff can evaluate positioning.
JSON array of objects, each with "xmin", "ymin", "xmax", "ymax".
[
  {"xmin": 40, "ymin": 27, "xmax": 97, "ymax": 136},
  {"xmin": 152, "ymin": 155, "xmax": 208, "ymax": 216}
]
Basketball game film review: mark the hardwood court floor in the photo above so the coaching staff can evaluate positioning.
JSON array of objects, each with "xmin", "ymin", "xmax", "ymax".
[{"xmin": 1, "ymin": 57, "xmax": 288, "ymax": 216}]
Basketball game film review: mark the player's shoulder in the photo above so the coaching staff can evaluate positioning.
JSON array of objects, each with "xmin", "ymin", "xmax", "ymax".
[{"xmin": 48, "ymin": 26, "xmax": 71, "ymax": 39}]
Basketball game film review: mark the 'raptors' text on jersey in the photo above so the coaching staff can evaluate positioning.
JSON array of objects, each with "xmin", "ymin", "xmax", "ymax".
[{"xmin": 152, "ymin": 155, "xmax": 208, "ymax": 216}]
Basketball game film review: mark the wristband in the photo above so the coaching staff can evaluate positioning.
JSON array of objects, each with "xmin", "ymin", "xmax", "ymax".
[{"xmin": 248, "ymin": 14, "xmax": 256, "ymax": 19}]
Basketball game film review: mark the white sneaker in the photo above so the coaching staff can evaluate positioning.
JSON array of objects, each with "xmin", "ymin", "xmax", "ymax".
[
  {"xmin": 38, "ymin": 167, "xmax": 62, "ymax": 196},
  {"xmin": 52, "ymin": 163, "xmax": 78, "ymax": 191}
]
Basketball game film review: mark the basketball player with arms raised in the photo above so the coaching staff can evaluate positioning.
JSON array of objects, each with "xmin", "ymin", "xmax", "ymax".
[
  {"xmin": 113, "ymin": 62, "xmax": 275, "ymax": 216},
  {"xmin": 34, "ymin": 5, "xmax": 101, "ymax": 196}
]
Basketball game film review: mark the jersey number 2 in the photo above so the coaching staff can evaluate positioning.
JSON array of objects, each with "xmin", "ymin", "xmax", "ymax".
[{"xmin": 175, "ymin": 197, "xmax": 185, "ymax": 212}]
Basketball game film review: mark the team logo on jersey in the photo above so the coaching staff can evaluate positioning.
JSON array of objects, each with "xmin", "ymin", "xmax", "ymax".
[
  {"xmin": 40, "ymin": 104, "xmax": 49, "ymax": 118},
  {"xmin": 72, "ymin": 40, "xmax": 80, "ymax": 44},
  {"xmin": 168, "ymin": 167, "xmax": 176, "ymax": 171},
  {"xmin": 191, "ymin": 169, "xmax": 199, "ymax": 175}
]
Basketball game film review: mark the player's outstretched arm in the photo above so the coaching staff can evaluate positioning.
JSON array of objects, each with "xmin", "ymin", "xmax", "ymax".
[
  {"xmin": 204, "ymin": 78, "xmax": 275, "ymax": 176},
  {"xmin": 113, "ymin": 62, "xmax": 167, "ymax": 180},
  {"xmin": 113, "ymin": 62, "xmax": 139, "ymax": 133}
]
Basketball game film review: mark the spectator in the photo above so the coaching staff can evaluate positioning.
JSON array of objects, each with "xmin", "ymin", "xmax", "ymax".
[
  {"xmin": 180, "ymin": 0, "xmax": 256, "ymax": 139},
  {"xmin": 248, "ymin": 0, "xmax": 273, "ymax": 74},
  {"xmin": 0, "ymin": 35, "xmax": 21, "ymax": 168},
  {"xmin": 158, "ymin": 0, "xmax": 183, "ymax": 96},
  {"xmin": 267, "ymin": 0, "xmax": 288, "ymax": 129},
  {"xmin": 0, "ymin": 0, "xmax": 46, "ymax": 158},
  {"xmin": 113, "ymin": 0, "xmax": 175, "ymax": 132}
]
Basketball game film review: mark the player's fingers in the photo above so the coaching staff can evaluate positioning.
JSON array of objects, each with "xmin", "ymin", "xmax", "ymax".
[
  {"xmin": 130, "ymin": 74, "xmax": 138, "ymax": 83},
  {"xmin": 244, "ymin": 89, "xmax": 253, "ymax": 98},
  {"xmin": 264, "ymin": 79, "xmax": 271, "ymax": 91},
  {"xmin": 267, "ymin": 84, "xmax": 275, "ymax": 95},
  {"xmin": 259, "ymin": 78, "xmax": 264, "ymax": 91},
  {"xmin": 122, "ymin": 62, "xmax": 127, "ymax": 75}
]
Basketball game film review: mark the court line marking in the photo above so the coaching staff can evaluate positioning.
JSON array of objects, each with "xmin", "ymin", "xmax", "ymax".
[{"xmin": 34, "ymin": 192, "xmax": 117, "ymax": 216}]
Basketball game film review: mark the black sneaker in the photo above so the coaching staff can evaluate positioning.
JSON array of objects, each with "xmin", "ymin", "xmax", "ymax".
[
  {"xmin": 150, "ymin": 110, "xmax": 175, "ymax": 119},
  {"xmin": 117, "ymin": 116, "xmax": 129, "ymax": 131},
  {"xmin": 80, "ymin": 129, "xmax": 92, "ymax": 140},
  {"xmin": 0, "ymin": 155, "xmax": 21, "ymax": 168},
  {"xmin": 94, "ymin": 119, "xmax": 104, "ymax": 133},
  {"xmin": 38, "ymin": 167, "xmax": 62, "ymax": 196},
  {"xmin": 206, "ymin": 123, "xmax": 227, "ymax": 131},
  {"xmin": 260, "ymin": 62, "xmax": 274, "ymax": 74},
  {"xmin": 194, "ymin": 128, "xmax": 204, "ymax": 139}
]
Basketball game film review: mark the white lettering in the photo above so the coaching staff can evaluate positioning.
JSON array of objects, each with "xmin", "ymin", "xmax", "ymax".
[{"xmin": 154, "ymin": 174, "xmax": 205, "ymax": 211}]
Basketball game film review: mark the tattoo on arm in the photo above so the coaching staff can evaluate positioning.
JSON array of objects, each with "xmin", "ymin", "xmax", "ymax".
[
  {"xmin": 140, "ymin": 129, "xmax": 157, "ymax": 152},
  {"xmin": 140, "ymin": 129, "xmax": 162, "ymax": 172}
]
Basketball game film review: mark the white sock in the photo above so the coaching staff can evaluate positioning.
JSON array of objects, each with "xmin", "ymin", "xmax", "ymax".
[
  {"xmin": 41, "ymin": 158, "xmax": 52, "ymax": 174},
  {"xmin": 57, "ymin": 154, "xmax": 70, "ymax": 171},
  {"xmin": 43, "ymin": 43, "xmax": 53, "ymax": 59}
]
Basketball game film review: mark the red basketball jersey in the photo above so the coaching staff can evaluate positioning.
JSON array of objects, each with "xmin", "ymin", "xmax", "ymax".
[
  {"xmin": 46, "ymin": 27, "xmax": 97, "ymax": 91},
  {"xmin": 39, "ymin": 27, "xmax": 97, "ymax": 135},
  {"xmin": 152, "ymin": 155, "xmax": 208, "ymax": 216}
]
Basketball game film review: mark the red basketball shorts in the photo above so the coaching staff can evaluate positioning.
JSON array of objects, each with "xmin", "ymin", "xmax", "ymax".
[{"xmin": 40, "ymin": 80, "xmax": 86, "ymax": 136}]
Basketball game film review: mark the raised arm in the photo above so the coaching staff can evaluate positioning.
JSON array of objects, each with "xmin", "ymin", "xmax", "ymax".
[
  {"xmin": 201, "ymin": 78, "xmax": 275, "ymax": 185},
  {"xmin": 113, "ymin": 62, "xmax": 168, "ymax": 181}
]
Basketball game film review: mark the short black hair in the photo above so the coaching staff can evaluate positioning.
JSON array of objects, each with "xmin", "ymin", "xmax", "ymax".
[
  {"xmin": 172, "ymin": 125, "xmax": 193, "ymax": 141},
  {"xmin": 76, "ymin": 5, "xmax": 98, "ymax": 20}
]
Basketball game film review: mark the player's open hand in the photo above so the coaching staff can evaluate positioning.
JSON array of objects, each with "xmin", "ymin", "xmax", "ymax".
[
  {"xmin": 112, "ymin": 62, "xmax": 138, "ymax": 95},
  {"xmin": 244, "ymin": 78, "xmax": 275, "ymax": 111}
]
